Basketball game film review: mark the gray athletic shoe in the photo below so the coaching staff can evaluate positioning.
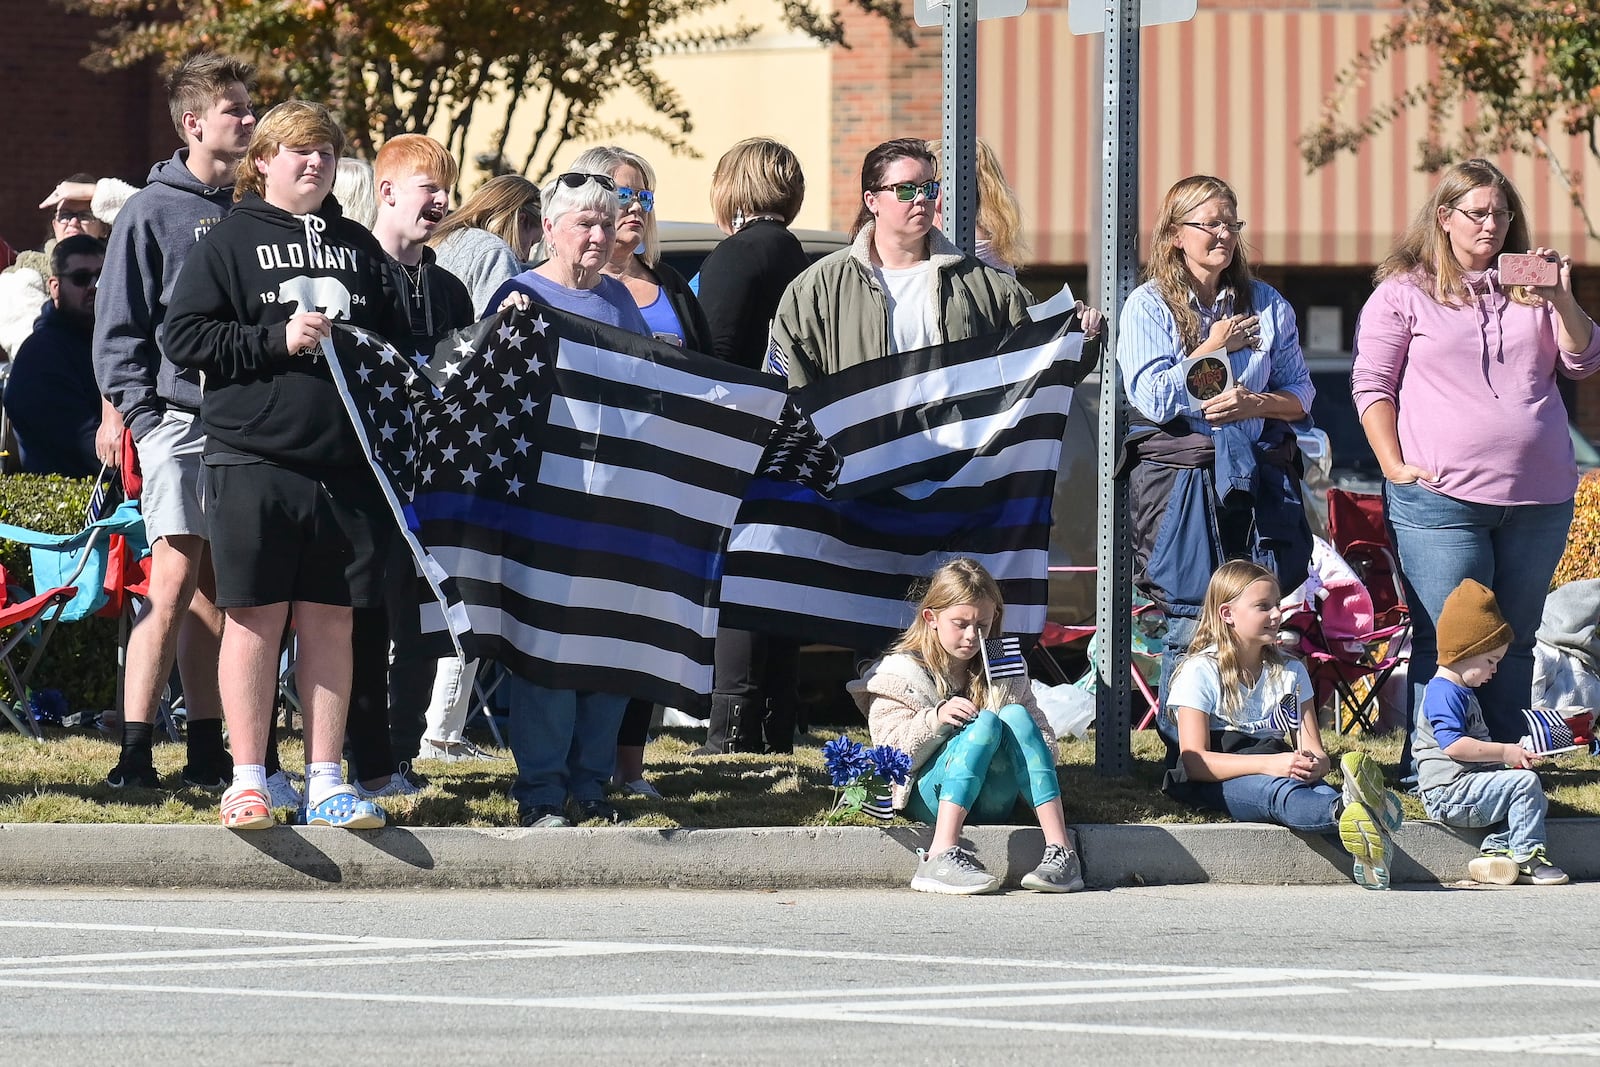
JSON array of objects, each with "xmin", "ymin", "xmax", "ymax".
[
  {"xmin": 909, "ymin": 846, "xmax": 1001, "ymax": 896},
  {"xmin": 1020, "ymin": 842, "xmax": 1085, "ymax": 893}
]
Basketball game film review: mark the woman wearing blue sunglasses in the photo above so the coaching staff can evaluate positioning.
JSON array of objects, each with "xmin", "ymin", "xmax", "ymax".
[{"xmin": 566, "ymin": 145, "xmax": 711, "ymax": 358}]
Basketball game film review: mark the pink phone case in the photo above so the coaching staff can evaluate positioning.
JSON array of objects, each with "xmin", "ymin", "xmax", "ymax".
[{"xmin": 1498, "ymin": 253, "xmax": 1559, "ymax": 287}]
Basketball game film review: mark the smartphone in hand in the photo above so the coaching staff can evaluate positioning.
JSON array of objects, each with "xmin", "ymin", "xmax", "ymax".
[{"xmin": 1498, "ymin": 252, "xmax": 1560, "ymax": 288}]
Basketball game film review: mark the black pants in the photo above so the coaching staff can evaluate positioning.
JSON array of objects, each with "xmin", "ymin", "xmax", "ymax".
[{"xmin": 345, "ymin": 527, "xmax": 437, "ymax": 780}]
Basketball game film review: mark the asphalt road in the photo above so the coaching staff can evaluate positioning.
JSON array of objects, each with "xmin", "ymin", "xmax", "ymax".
[{"xmin": 2, "ymin": 883, "xmax": 1598, "ymax": 1064}]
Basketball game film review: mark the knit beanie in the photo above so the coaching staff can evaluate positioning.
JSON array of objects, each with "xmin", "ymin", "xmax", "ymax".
[{"xmin": 1436, "ymin": 578, "xmax": 1514, "ymax": 668}]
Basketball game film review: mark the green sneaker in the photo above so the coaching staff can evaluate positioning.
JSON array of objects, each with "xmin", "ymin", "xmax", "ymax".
[
  {"xmin": 1339, "ymin": 800, "xmax": 1391, "ymax": 890},
  {"xmin": 1341, "ymin": 751, "xmax": 1403, "ymax": 833}
]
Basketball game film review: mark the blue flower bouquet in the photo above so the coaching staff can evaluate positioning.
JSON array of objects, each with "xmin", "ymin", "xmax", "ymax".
[{"xmin": 821, "ymin": 735, "xmax": 910, "ymax": 824}]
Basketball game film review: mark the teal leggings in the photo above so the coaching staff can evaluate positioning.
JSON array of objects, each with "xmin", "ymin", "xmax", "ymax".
[{"xmin": 905, "ymin": 704, "xmax": 1061, "ymax": 825}]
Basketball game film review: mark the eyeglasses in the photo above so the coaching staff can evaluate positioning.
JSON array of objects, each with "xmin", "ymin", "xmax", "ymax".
[
  {"xmin": 1181, "ymin": 220, "xmax": 1246, "ymax": 235},
  {"xmin": 874, "ymin": 180, "xmax": 940, "ymax": 202},
  {"xmin": 1452, "ymin": 206, "xmax": 1514, "ymax": 227},
  {"xmin": 554, "ymin": 172, "xmax": 616, "ymax": 192},
  {"xmin": 58, "ymin": 268, "xmax": 100, "ymax": 287},
  {"xmin": 54, "ymin": 210, "xmax": 94, "ymax": 225},
  {"xmin": 617, "ymin": 186, "xmax": 654, "ymax": 212}
]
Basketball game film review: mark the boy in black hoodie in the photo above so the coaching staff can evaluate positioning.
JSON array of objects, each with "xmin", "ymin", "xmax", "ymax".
[{"xmin": 165, "ymin": 101, "xmax": 412, "ymax": 831}]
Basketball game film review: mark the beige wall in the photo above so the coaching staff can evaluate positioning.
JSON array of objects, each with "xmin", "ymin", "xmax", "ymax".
[{"xmin": 455, "ymin": 1, "xmax": 836, "ymax": 231}]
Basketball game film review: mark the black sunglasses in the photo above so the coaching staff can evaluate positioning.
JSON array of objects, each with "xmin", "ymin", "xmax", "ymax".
[
  {"xmin": 555, "ymin": 172, "xmax": 617, "ymax": 192},
  {"xmin": 59, "ymin": 268, "xmax": 101, "ymax": 287}
]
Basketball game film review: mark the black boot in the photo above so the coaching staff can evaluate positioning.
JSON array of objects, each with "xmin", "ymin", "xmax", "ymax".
[
  {"xmin": 693, "ymin": 694, "xmax": 754, "ymax": 755},
  {"xmin": 761, "ymin": 696, "xmax": 797, "ymax": 754}
]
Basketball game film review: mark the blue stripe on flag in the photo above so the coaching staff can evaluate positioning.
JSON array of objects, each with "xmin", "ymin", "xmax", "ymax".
[
  {"xmin": 741, "ymin": 478, "xmax": 1053, "ymax": 538},
  {"xmin": 409, "ymin": 491, "xmax": 723, "ymax": 581}
]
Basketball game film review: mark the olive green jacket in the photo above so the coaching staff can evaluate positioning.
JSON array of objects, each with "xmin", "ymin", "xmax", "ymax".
[{"xmin": 768, "ymin": 221, "xmax": 1032, "ymax": 387}]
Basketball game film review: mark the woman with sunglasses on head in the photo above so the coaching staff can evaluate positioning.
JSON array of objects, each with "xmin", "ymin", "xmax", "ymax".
[
  {"xmin": 769, "ymin": 137, "xmax": 1034, "ymax": 387},
  {"xmin": 484, "ymin": 168, "xmax": 648, "ymax": 828},
  {"xmin": 1352, "ymin": 158, "xmax": 1600, "ymax": 778},
  {"xmin": 1118, "ymin": 175, "xmax": 1316, "ymax": 699},
  {"xmin": 428, "ymin": 173, "xmax": 542, "ymax": 316},
  {"xmin": 565, "ymin": 146, "xmax": 711, "ymax": 354}
]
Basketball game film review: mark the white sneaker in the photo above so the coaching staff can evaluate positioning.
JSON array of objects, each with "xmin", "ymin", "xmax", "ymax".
[
  {"xmin": 353, "ymin": 761, "xmax": 425, "ymax": 799},
  {"xmin": 413, "ymin": 738, "xmax": 505, "ymax": 763},
  {"xmin": 265, "ymin": 769, "xmax": 303, "ymax": 810},
  {"xmin": 614, "ymin": 776, "xmax": 664, "ymax": 800}
]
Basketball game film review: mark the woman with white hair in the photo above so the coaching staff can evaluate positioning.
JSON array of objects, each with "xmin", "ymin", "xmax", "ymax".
[
  {"xmin": 485, "ymin": 170, "xmax": 647, "ymax": 828},
  {"xmin": 567, "ymin": 145, "xmax": 710, "ymax": 353},
  {"xmin": 487, "ymin": 171, "xmax": 647, "ymax": 335}
]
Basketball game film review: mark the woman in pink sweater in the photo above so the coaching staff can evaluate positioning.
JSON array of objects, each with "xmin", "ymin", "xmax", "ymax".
[{"xmin": 1352, "ymin": 158, "xmax": 1600, "ymax": 777}]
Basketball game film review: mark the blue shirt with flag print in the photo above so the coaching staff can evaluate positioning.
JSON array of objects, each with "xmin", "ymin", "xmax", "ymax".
[{"xmin": 1162, "ymin": 647, "xmax": 1311, "ymax": 742}]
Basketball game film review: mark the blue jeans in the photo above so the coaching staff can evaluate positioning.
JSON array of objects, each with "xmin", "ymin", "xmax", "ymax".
[
  {"xmin": 1159, "ymin": 614, "xmax": 1198, "ymax": 703},
  {"xmin": 504, "ymin": 676, "xmax": 628, "ymax": 812},
  {"xmin": 906, "ymin": 704, "xmax": 1061, "ymax": 824},
  {"xmin": 1385, "ymin": 481, "xmax": 1573, "ymax": 771},
  {"xmin": 1183, "ymin": 774, "xmax": 1341, "ymax": 833},
  {"xmin": 1422, "ymin": 768, "xmax": 1547, "ymax": 859}
]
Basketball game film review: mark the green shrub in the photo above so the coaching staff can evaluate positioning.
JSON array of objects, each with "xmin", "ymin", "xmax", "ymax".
[
  {"xmin": 0, "ymin": 475, "xmax": 119, "ymax": 714},
  {"xmin": 1553, "ymin": 469, "xmax": 1600, "ymax": 588}
]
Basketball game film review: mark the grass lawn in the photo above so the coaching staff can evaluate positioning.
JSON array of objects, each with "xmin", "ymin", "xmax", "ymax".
[{"xmin": 4, "ymin": 721, "xmax": 1599, "ymax": 828}]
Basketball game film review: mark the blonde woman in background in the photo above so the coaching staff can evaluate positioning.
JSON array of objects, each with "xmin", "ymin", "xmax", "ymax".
[
  {"xmin": 332, "ymin": 157, "xmax": 376, "ymax": 229},
  {"xmin": 928, "ymin": 137, "xmax": 1028, "ymax": 275},
  {"xmin": 428, "ymin": 173, "xmax": 541, "ymax": 314},
  {"xmin": 568, "ymin": 145, "xmax": 711, "ymax": 353}
]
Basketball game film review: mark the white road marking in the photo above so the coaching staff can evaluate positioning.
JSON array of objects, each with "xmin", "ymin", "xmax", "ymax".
[{"xmin": 4, "ymin": 919, "xmax": 1600, "ymax": 1056}]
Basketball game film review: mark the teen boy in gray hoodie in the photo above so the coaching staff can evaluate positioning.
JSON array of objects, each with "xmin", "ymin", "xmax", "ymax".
[{"xmin": 91, "ymin": 53, "xmax": 256, "ymax": 793}]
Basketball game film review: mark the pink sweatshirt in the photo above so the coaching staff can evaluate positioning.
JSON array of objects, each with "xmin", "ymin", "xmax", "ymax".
[{"xmin": 1351, "ymin": 271, "xmax": 1600, "ymax": 506}]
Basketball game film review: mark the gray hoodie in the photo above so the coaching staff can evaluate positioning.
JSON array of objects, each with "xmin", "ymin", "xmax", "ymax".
[{"xmin": 93, "ymin": 150, "xmax": 234, "ymax": 440}]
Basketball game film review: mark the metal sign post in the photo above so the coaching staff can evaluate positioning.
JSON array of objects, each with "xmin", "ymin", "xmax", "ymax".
[
  {"xmin": 1094, "ymin": 0, "xmax": 1141, "ymax": 777},
  {"xmin": 941, "ymin": 0, "xmax": 979, "ymax": 256}
]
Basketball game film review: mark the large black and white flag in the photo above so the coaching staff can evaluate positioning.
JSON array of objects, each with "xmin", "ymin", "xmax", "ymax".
[
  {"xmin": 718, "ymin": 310, "xmax": 1094, "ymax": 652},
  {"xmin": 324, "ymin": 307, "xmax": 788, "ymax": 709}
]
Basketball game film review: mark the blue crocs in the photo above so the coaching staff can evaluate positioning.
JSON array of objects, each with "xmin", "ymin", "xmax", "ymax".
[{"xmin": 299, "ymin": 784, "xmax": 387, "ymax": 829}]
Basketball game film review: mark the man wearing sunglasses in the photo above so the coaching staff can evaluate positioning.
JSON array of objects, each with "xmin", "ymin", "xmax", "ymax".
[{"xmin": 4, "ymin": 235, "xmax": 105, "ymax": 476}]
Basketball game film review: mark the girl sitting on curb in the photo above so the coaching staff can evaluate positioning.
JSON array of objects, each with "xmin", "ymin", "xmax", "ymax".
[
  {"xmin": 1161, "ymin": 560, "xmax": 1405, "ymax": 889},
  {"xmin": 850, "ymin": 558, "xmax": 1081, "ymax": 896}
]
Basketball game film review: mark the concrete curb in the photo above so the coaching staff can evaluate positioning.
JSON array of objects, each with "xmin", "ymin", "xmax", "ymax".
[{"xmin": 4, "ymin": 818, "xmax": 1599, "ymax": 890}]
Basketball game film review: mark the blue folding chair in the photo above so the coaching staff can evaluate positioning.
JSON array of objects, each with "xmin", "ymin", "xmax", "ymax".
[{"xmin": 0, "ymin": 497, "xmax": 148, "ymax": 738}]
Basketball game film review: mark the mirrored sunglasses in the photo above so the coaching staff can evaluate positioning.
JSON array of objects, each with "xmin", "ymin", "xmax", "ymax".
[
  {"xmin": 875, "ymin": 180, "xmax": 940, "ymax": 202},
  {"xmin": 617, "ymin": 186, "xmax": 655, "ymax": 212}
]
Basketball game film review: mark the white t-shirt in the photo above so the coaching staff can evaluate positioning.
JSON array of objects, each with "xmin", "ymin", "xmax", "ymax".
[
  {"xmin": 873, "ymin": 261, "xmax": 939, "ymax": 354},
  {"xmin": 1163, "ymin": 649, "xmax": 1312, "ymax": 741}
]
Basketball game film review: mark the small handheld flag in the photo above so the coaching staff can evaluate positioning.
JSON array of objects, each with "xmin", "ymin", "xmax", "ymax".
[
  {"xmin": 1520, "ymin": 707, "xmax": 1581, "ymax": 757},
  {"xmin": 981, "ymin": 634, "xmax": 1027, "ymax": 688}
]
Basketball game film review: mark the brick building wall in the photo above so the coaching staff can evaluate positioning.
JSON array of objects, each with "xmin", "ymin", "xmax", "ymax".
[
  {"xmin": 827, "ymin": 6, "xmax": 943, "ymax": 234},
  {"xmin": 0, "ymin": 1, "xmax": 168, "ymax": 255}
]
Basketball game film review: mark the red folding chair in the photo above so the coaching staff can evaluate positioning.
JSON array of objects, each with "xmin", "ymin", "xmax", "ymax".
[
  {"xmin": 0, "ymin": 564, "xmax": 76, "ymax": 739},
  {"xmin": 1326, "ymin": 487, "xmax": 1407, "ymax": 624}
]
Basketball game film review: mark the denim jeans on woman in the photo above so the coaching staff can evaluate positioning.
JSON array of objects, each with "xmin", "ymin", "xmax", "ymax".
[
  {"xmin": 503, "ymin": 676, "xmax": 628, "ymax": 813},
  {"xmin": 905, "ymin": 703, "xmax": 1061, "ymax": 824},
  {"xmin": 1385, "ymin": 480, "xmax": 1574, "ymax": 772},
  {"xmin": 1422, "ymin": 767, "xmax": 1547, "ymax": 859}
]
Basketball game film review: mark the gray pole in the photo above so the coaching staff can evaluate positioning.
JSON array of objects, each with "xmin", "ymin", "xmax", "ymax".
[
  {"xmin": 941, "ymin": 0, "xmax": 978, "ymax": 256},
  {"xmin": 1095, "ymin": 0, "xmax": 1139, "ymax": 776}
]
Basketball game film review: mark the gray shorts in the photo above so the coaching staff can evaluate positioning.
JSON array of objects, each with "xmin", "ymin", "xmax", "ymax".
[{"xmin": 134, "ymin": 410, "xmax": 207, "ymax": 542}]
